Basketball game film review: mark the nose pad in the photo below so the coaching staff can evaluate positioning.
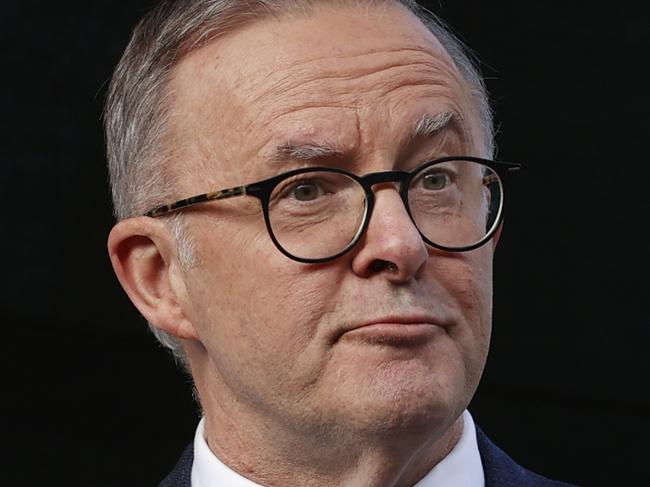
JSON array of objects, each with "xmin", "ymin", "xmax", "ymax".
[{"xmin": 351, "ymin": 187, "xmax": 428, "ymax": 280}]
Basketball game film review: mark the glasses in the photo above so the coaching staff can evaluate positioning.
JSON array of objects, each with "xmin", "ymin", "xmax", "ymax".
[{"xmin": 145, "ymin": 156, "xmax": 521, "ymax": 263}]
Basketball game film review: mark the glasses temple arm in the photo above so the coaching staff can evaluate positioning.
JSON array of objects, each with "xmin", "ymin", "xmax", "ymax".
[{"xmin": 145, "ymin": 185, "xmax": 248, "ymax": 217}]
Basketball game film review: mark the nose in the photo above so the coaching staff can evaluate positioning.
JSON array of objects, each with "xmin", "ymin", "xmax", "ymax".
[{"xmin": 351, "ymin": 184, "xmax": 429, "ymax": 281}]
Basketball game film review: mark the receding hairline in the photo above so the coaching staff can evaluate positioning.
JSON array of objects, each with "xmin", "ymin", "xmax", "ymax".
[
  {"xmin": 165, "ymin": 2, "xmax": 446, "ymax": 171},
  {"xmin": 174, "ymin": 0, "xmax": 455, "ymax": 82},
  {"xmin": 176, "ymin": 0, "xmax": 436, "ymax": 55},
  {"xmin": 163, "ymin": 2, "xmax": 478, "ymax": 178},
  {"xmin": 106, "ymin": 0, "xmax": 492, "ymax": 217}
]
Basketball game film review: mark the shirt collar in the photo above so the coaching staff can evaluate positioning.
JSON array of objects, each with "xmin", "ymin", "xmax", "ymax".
[
  {"xmin": 191, "ymin": 410, "xmax": 484, "ymax": 487},
  {"xmin": 191, "ymin": 417, "xmax": 262, "ymax": 487},
  {"xmin": 413, "ymin": 410, "xmax": 485, "ymax": 487}
]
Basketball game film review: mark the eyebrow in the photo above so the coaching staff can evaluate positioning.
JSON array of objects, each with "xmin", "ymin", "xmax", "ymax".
[
  {"xmin": 410, "ymin": 111, "xmax": 458, "ymax": 140},
  {"xmin": 268, "ymin": 141, "xmax": 345, "ymax": 167},
  {"xmin": 266, "ymin": 111, "xmax": 459, "ymax": 169}
]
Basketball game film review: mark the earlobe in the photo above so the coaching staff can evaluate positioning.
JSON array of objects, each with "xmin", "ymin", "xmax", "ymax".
[{"xmin": 107, "ymin": 217, "xmax": 199, "ymax": 341}]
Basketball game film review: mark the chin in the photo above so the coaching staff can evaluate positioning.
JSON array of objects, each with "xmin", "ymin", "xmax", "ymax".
[{"xmin": 330, "ymin": 356, "xmax": 469, "ymax": 438}]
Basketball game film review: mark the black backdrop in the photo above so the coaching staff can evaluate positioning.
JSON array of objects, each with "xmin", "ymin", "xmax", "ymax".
[{"xmin": 2, "ymin": 1, "xmax": 648, "ymax": 485}]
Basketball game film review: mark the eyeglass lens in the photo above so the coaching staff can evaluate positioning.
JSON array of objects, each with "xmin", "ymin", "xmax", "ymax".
[{"xmin": 267, "ymin": 160, "xmax": 502, "ymax": 261}]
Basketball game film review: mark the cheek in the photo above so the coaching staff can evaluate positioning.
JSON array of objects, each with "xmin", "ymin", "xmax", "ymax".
[
  {"xmin": 187, "ymin": 228, "xmax": 343, "ymax": 365},
  {"xmin": 432, "ymin": 249, "xmax": 493, "ymax": 372}
]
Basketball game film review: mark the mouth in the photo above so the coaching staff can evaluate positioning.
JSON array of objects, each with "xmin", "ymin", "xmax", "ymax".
[{"xmin": 337, "ymin": 316, "xmax": 445, "ymax": 346}]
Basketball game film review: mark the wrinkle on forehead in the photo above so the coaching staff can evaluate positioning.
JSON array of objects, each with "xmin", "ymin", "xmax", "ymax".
[
  {"xmin": 172, "ymin": 1, "xmax": 459, "ymax": 107},
  {"xmin": 216, "ymin": 10, "xmax": 461, "ymax": 109},
  {"xmin": 168, "ymin": 3, "xmax": 479, "ymax": 189},
  {"xmin": 234, "ymin": 43, "xmax": 472, "ymax": 152},
  {"xmin": 246, "ymin": 49, "xmax": 463, "ymax": 109}
]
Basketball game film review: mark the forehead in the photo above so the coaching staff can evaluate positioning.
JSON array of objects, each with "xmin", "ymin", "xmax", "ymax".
[{"xmin": 168, "ymin": 2, "xmax": 478, "ymax": 186}]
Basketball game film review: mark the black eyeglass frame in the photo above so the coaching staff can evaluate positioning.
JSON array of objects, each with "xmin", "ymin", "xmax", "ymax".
[{"xmin": 145, "ymin": 156, "xmax": 521, "ymax": 263}]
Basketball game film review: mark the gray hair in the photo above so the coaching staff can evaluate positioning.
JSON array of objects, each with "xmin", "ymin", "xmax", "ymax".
[{"xmin": 105, "ymin": 0, "xmax": 495, "ymax": 362}]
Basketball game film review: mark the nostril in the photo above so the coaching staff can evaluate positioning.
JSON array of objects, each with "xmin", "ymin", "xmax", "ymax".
[{"xmin": 369, "ymin": 260, "xmax": 398, "ymax": 274}]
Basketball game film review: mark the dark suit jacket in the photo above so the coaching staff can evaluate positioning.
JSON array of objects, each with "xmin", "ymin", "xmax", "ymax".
[{"xmin": 158, "ymin": 426, "xmax": 577, "ymax": 486}]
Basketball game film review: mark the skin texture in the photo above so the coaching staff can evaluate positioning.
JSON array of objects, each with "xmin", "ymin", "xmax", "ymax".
[{"xmin": 108, "ymin": 3, "xmax": 496, "ymax": 486}]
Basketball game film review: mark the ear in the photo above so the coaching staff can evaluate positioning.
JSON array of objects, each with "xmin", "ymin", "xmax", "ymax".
[{"xmin": 107, "ymin": 217, "xmax": 199, "ymax": 341}]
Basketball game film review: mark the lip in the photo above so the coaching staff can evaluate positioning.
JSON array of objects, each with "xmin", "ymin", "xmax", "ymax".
[{"xmin": 337, "ymin": 315, "xmax": 445, "ymax": 344}]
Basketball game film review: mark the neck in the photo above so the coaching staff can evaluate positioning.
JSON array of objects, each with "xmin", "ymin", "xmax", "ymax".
[
  {"xmin": 203, "ymin": 407, "xmax": 463, "ymax": 487},
  {"xmin": 191, "ymin": 356, "xmax": 465, "ymax": 487}
]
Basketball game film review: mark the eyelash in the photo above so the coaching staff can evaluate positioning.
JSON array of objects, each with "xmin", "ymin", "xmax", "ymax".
[{"xmin": 275, "ymin": 176, "xmax": 328, "ymax": 199}]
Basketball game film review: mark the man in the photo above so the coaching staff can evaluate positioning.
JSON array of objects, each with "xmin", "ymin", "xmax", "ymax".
[{"xmin": 106, "ymin": 0, "xmax": 575, "ymax": 485}]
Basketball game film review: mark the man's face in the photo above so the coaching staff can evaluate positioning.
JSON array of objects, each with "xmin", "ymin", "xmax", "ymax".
[{"xmin": 170, "ymin": 3, "xmax": 494, "ymax": 439}]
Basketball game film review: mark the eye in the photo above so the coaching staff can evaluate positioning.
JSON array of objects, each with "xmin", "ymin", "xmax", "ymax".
[
  {"xmin": 290, "ymin": 181, "xmax": 325, "ymax": 201},
  {"xmin": 421, "ymin": 171, "xmax": 450, "ymax": 190},
  {"xmin": 272, "ymin": 172, "xmax": 351, "ymax": 208}
]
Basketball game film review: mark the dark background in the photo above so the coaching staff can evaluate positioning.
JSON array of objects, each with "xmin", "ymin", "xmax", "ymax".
[{"xmin": 2, "ymin": 1, "xmax": 648, "ymax": 485}]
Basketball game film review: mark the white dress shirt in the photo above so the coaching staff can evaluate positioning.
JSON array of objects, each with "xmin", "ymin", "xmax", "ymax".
[{"xmin": 191, "ymin": 410, "xmax": 484, "ymax": 487}]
